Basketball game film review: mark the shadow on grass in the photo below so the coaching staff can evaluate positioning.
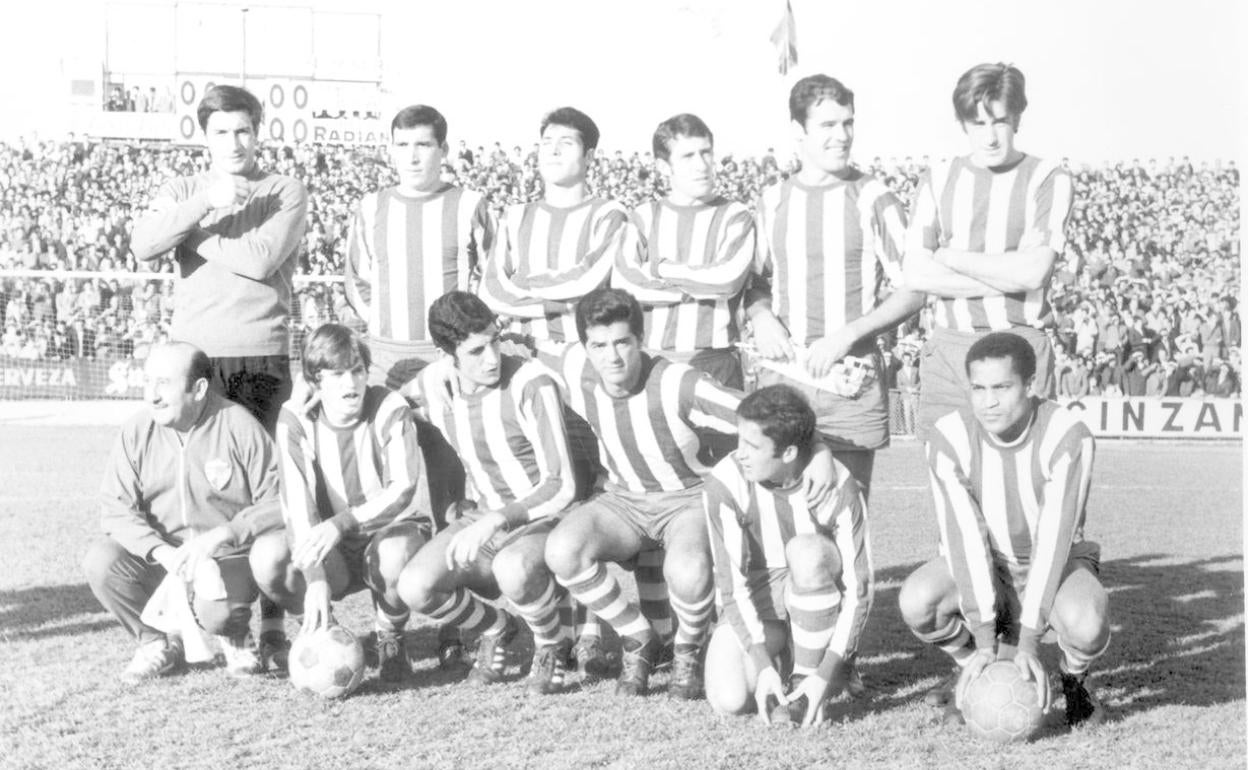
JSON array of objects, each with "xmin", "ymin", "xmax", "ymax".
[
  {"xmin": 0, "ymin": 583, "xmax": 114, "ymax": 640},
  {"xmin": 848, "ymin": 553, "xmax": 1245, "ymax": 722}
]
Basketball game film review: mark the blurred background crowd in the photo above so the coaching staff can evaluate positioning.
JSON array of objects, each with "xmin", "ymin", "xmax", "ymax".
[{"xmin": 0, "ymin": 137, "xmax": 1238, "ymax": 398}]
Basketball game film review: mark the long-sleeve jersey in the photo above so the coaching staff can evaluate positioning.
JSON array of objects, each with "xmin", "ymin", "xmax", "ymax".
[
  {"xmin": 345, "ymin": 184, "xmax": 495, "ymax": 344},
  {"xmin": 479, "ymin": 198, "xmax": 631, "ymax": 344},
  {"xmin": 751, "ymin": 173, "xmax": 907, "ymax": 350},
  {"xmin": 129, "ymin": 169, "xmax": 308, "ymax": 357},
  {"xmin": 704, "ymin": 454, "xmax": 873, "ymax": 673},
  {"xmin": 274, "ymin": 385, "xmax": 431, "ymax": 543},
  {"xmin": 905, "ymin": 155, "xmax": 1074, "ymax": 333},
  {"xmin": 100, "ymin": 392, "xmax": 282, "ymax": 559},
  {"xmin": 430, "ymin": 356, "xmax": 577, "ymax": 527},
  {"xmin": 612, "ymin": 196, "xmax": 756, "ymax": 352},
  {"xmin": 927, "ymin": 398, "xmax": 1095, "ymax": 653},
  {"xmin": 547, "ymin": 344, "xmax": 740, "ymax": 494}
]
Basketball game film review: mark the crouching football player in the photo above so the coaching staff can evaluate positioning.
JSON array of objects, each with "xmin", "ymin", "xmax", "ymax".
[
  {"xmin": 84, "ymin": 342, "xmax": 283, "ymax": 680},
  {"xmin": 898, "ymin": 332, "xmax": 1110, "ymax": 727},
  {"xmin": 398, "ymin": 292, "xmax": 591, "ymax": 693},
  {"xmin": 250, "ymin": 324, "xmax": 431, "ymax": 683},
  {"xmin": 703, "ymin": 385, "xmax": 873, "ymax": 725}
]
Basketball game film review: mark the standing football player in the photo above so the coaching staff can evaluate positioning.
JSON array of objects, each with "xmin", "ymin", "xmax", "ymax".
[
  {"xmin": 703, "ymin": 385, "xmax": 872, "ymax": 726},
  {"xmin": 898, "ymin": 332, "xmax": 1109, "ymax": 727},
  {"xmin": 250, "ymin": 324, "xmax": 431, "ymax": 683},
  {"xmin": 398, "ymin": 292, "xmax": 588, "ymax": 693},
  {"xmin": 901, "ymin": 63, "xmax": 1074, "ymax": 441},
  {"xmin": 612, "ymin": 113, "xmax": 756, "ymax": 390},
  {"xmin": 748, "ymin": 74, "xmax": 921, "ymax": 499}
]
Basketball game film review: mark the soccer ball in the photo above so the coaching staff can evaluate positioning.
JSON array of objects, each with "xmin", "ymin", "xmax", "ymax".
[
  {"xmin": 960, "ymin": 661, "xmax": 1044, "ymax": 743},
  {"xmin": 289, "ymin": 625, "xmax": 366, "ymax": 699}
]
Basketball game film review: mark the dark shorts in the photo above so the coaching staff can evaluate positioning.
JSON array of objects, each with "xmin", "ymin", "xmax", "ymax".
[
  {"xmin": 916, "ymin": 326, "xmax": 1055, "ymax": 442},
  {"xmin": 444, "ymin": 508, "xmax": 562, "ymax": 562},
  {"xmin": 335, "ymin": 519, "xmax": 432, "ymax": 597},
  {"xmin": 989, "ymin": 540, "xmax": 1102, "ymax": 643},
  {"xmin": 574, "ymin": 485, "xmax": 704, "ymax": 550},
  {"xmin": 208, "ymin": 354, "xmax": 293, "ymax": 434}
]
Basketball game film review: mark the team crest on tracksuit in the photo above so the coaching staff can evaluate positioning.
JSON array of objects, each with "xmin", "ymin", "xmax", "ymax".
[{"xmin": 204, "ymin": 459, "xmax": 232, "ymax": 490}]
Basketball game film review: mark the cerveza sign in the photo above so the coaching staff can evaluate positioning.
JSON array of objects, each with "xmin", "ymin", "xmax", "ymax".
[
  {"xmin": 0, "ymin": 358, "xmax": 145, "ymax": 399},
  {"xmin": 1061, "ymin": 397, "xmax": 1242, "ymax": 438}
]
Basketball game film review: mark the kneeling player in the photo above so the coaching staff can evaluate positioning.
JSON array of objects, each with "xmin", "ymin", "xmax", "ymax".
[
  {"xmin": 703, "ymin": 385, "xmax": 872, "ymax": 725},
  {"xmin": 543, "ymin": 289, "xmax": 839, "ymax": 700},
  {"xmin": 898, "ymin": 332, "xmax": 1109, "ymax": 727},
  {"xmin": 398, "ymin": 292, "xmax": 588, "ymax": 693},
  {"xmin": 251, "ymin": 325, "xmax": 431, "ymax": 683}
]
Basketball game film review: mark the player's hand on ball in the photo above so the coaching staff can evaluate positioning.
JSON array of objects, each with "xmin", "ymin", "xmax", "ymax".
[
  {"xmin": 754, "ymin": 666, "xmax": 789, "ymax": 725},
  {"xmin": 1012, "ymin": 649, "xmax": 1050, "ymax": 711},
  {"xmin": 294, "ymin": 521, "xmax": 343, "ymax": 571},
  {"xmin": 445, "ymin": 513, "xmax": 504, "ymax": 570},
  {"xmin": 789, "ymin": 673, "xmax": 832, "ymax": 727},
  {"xmin": 955, "ymin": 648, "xmax": 997, "ymax": 710},
  {"xmin": 206, "ymin": 174, "xmax": 248, "ymax": 209},
  {"xmin": 301, "ymin": 577, "xmax": 333, "ymax": 635},
  {"xmin": 749, "ymin": 311, "xmax": 795, "ymax": 362}
]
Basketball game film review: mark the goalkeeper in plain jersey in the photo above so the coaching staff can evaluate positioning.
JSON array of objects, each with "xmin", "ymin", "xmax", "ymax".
[
  {"xmin": 704, "ymin": 384, "xmax": 873, "ymax": 727},
  {"xmin": 898, "ymin": 332, "xmax": 1109, "ymax": 728}
]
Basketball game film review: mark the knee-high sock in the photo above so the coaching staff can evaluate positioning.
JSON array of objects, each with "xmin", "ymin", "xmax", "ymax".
[
  {"xmin": 914, "ymin": 616, "xmax": 976, "ymax": 666},
  {"xmin": 669, "ymin": 588, "xmax": 715, "ymax": 649},
  {"xmin": 786, "ymin": 586, "xmax": 840, "ymax": 679},
  {"xmin": 635, "ymin": 550, "xmax": 673, "ymax": 641},
  {"xmin": 511, "ymin": 579, "xmax": 571, "ymax": 648},
  {"xmin": 558, "ymin": 563, "xmax": 651, "ymax": 645},
  {"xmin": 574, "ymin": 601, "xmax": 604, "ymax": 639},
  {"xmin": 259, "ymin": 594, "xmax": 285, "ymax": 637},
  {"xmin": 372, "ymin": 594, "xmax": 410, "ymax": 634},
  {"xmin": 423, "ymin": 588, "xmax": 506, "ymax": 639}
]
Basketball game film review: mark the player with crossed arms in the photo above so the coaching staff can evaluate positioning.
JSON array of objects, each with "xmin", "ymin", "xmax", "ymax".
[
  {"xmin": 250, "ymin": 324, "xmax": 432, "ymax": 684},
  {"xmin": 704, "ymin": 384, "xmax": 873, "ymax": 727},
  {"xmin": 399, "ymin": 292, "xmax": 589, "ymax": 693},
  {"xmin": 898, "ymin": 332, "xmax": 1109, "ymax": 728}
]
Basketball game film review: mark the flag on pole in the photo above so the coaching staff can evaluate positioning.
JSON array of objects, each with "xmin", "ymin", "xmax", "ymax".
[{"xmin": 770, "ymin": 0, "xmax": 798, "ymax": 75}]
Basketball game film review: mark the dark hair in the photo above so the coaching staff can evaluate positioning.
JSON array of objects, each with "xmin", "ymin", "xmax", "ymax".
[
  {"xmin": 428, "ymin": 291, "xmax": 497, "ymax": 355},
  {"xmin": 197, "ymin": 85, "xmax": 263, "ymax": 132},
  {"xmin": 965, "ymin": 331, "xmax": 1037, "ymax": 381},
  {"xmin": 187, "ymin": 347, "xmax": 212, "ymax": 388},
  {"xmin": 652, "ymin": 113, "xmax": 712, "ymax": 162},
  {"xmin": 952, "ymin": 63, "xmax": 1027, "ymax": 124},
  {"xmin": 541, "ymin": 107, "xmax": 600, "ymax": 152},
  {"xmin": 737, "ymin": 385, "xmax": 816, "ymax": 464},
  {"xmin": 789, "ymin": 74, "xmax": 855, "ymax": 125},
  {"xmin": 302, "ymin": 323, "xmax": 371, "ymax": 384},
  {"xmin": 576, "ymin": 288, "xmax": 644, "ymax": 343},
  {"xmin": 391, "ymin": 104, "xmax": 448, "ymax": 145}
]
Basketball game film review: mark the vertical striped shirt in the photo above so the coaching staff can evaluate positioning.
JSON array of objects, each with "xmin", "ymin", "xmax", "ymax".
[
  {"xmin": 612, "ymin": 197, "xmax": 756, "ymax": 352},
  {"xmin": 705, "ymin": 454, "xmax": 873, "ymax": 663},
  {"xmin": 753, "ymin": 172, "xmax": 908, "ymax": 348},
  {"xmin": 479, "ymin": 198, "xmax": 631, "ymax": 344},
  {"xmin": 927, "ymin": 399, "xmax": 1095, "ymax": 649},
  {"xmin": 345, "ymin": 184, "xmax": 496, "ymax": 343},
  {"xmin": 275, "ymin": 386, "xmax": 431, "ymax": 542},
  {"xmin": 906, "ymin": 155, "xmax": 1074, "ymax": 332},
  {"xmin": 429, "ymin": 356, "xmax": 576, "ymax": 527},
  {"xmin": 552, "ymin": 344, "xmax": 741, "ymax": 494}
]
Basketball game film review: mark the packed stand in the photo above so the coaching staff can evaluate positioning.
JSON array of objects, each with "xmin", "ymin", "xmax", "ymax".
[{"xmin": 0, "ymin": 138, "xmax": 1239, "ymax": 397}]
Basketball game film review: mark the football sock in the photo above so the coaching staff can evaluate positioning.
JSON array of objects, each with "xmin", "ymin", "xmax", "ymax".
[
  {"xmin": 1059, "ymin": 632, "xmax": 1111, "ymax": 677},
  {"xmin": 786, "ymin": 585, "xmax": 841, "ymax": 679},
  {"xmin": 425, "ymin": 587, "xmax": 503, "ymax": 639},
  {"xmin": 669, "ymin": 588, "xmax": 714, "ymax": 649},
  {"xmin": 373, "ymin": 596, "xmax": 409, "ymax": 634},
  {"xmin": 559, "ymin": 563, "xmax": 651, "ymax": 642},
  {"xmin": 915, "ymin": 617, "xmax": 976, "ymax": 666},
  {"xmin": 635, "ymin": 549, "xmax": 673, "ymax": 641},
  {"xmin": 574, "ymin": 602, "xmax": 604, "ymax": 640},
  {"xmin": 259, "ymin": 595, "xmax": 285, "ymax": 637},
  {"xmin": 511, "ymin": 578, "xmax": 570, "ymax": 648}
]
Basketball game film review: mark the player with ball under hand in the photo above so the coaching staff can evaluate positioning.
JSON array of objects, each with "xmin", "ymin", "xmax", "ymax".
[
  {"xmin": 250, "ymin": 324, "xmax": 432, "ymax": 684},
  {"xmin": 898, "ymin": 332, "xmax": 1110, "ymax": 729}
]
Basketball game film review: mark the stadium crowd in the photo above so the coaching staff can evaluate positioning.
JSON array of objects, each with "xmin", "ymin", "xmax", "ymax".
[{"xmin": 0, "ymin": 137, "xmax": 1239, "ymax": 398}]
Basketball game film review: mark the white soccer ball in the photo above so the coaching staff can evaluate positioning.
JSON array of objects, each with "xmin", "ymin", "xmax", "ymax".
[{"xmin": 289, "ymin": 624, "xmax": 366, "ymax": 699}]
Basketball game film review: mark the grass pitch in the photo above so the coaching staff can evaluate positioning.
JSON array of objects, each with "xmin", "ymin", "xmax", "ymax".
[{"xmin": 0, "ymin": 424, "xmax": 1242, "ymax": 769}]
